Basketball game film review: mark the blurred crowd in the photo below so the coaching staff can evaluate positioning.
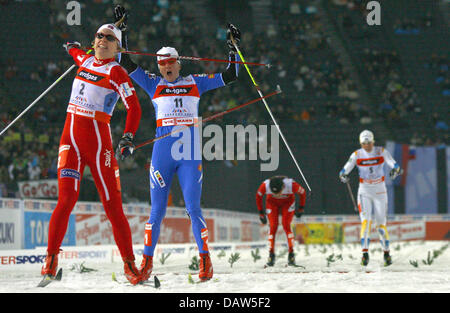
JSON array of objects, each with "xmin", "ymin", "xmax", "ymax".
[
  {"xmin": 1, "ymin": 0, "xmax": 448, "ymax": 198},
  {"xmin": 0, "ymin": 119, "xmax": 59, "ymax": 197},
  {"xmin": 427, "ymin": 53, "xmax": 450, "ymax": 97}
]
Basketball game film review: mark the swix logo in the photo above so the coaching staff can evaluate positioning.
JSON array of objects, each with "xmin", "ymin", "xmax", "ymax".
[
  {"xmin": 104, "ymin": 149, "xmax": 111, "ymax": 167},
  {"xmin": 159, "ymin": 87, "xmax": 192, "ymax": 95},
  {"xmin": 77, "ymin": 70, "xmax": 104, "ymax": 82}
]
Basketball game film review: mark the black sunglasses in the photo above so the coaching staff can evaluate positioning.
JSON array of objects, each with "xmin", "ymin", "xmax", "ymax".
[{"xmin": 95, "ymin": 33, "xmax": 117, "ymax": 42}]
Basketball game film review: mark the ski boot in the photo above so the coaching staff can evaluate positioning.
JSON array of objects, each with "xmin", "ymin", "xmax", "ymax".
[
  {"xmin": 199, "ymin": 252, "xmax": 213, "ymax": 281},
  {"xmin": 361, "ymin": 252, "xmax": 369, "ymax": 266},
  {"xmin": 288, "ymin": 252, "xmax": 296, "ymax": 266},
  {"xmin": 41, "ymin": 253, "xmax": 59, "ymax": 277},
  {"xmin": 266, "ymin": 252, "xmax": 275, "ymax": 267},
  {"xmin": 383, "ymin": 251, "xmax": 392, "ymax": 267},
  {"xmin": 123, "ymin": 258, "xmax": 141, "ymax": 285},
  {"xmin": 140, "ymin": 254, "xmax": 154, "ymax": 282}
]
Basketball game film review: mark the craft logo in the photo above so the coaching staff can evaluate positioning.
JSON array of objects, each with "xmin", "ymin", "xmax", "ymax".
[
  {"xmin": 60, "ymin": 169, "xmax": 81, "ymax": 180},
  {"xmin": 77, "ymin": 70, "xmax": 104, "ymax": 82}
]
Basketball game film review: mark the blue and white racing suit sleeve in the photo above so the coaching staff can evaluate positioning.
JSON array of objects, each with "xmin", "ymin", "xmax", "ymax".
[
  {"xmin": 129, "ymin": 66, "xmax": 160, "ymax": 97},
  {"xmin": 192, "ymin": 74, "xmax": 226, "ymax": 96}
]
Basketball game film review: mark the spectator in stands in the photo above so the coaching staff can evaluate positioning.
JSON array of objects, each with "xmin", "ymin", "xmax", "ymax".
[
  {"xmin": 5, "ymin": 59, "xmax": 17, "ymax": 80},
  {"xmin": 422, "ymin": 11, "xmax": 433, "ymax": 28},
  {"xmin": 27, "ymin": 156, "xmax": 41, "ymax": 181}
]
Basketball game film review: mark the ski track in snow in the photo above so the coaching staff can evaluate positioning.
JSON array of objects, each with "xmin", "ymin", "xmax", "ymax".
[{"xmin": 1, "ymin": 241, "xmax": 449, "ymax": 293}]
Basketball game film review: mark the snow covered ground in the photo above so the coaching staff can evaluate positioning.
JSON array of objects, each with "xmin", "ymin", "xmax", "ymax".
[{"xmin": 1, "ymin": 240, "xmax": 449, "ymax": 293}]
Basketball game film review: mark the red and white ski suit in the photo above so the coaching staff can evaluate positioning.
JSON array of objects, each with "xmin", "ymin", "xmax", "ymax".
[
  {"xmin": 256, "ymin": 178, "xmax": 306, "ymax": 253},
  {"xmin": 46, "ymin": 48, "xmax": 141, "ymax": 260}
]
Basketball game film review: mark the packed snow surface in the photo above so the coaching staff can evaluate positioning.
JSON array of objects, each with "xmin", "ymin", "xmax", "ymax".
[{"xmin": 1, "ymin": 241, "xmax": 449, "ymax": 293}]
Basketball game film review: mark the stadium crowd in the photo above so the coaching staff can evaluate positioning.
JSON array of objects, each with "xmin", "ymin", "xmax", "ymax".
[{"xmin": 0, "ymin": 0, "xmax": 447, "ymax": 198}]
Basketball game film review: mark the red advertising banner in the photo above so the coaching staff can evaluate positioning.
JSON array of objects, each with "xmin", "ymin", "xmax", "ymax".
[
  {"xmin": 425, "ymin": 222, "xmax": 450, "ymax": 240},
  {"xmin": 159, "ymin": 217, "xmax": 215, "ymax": 244},
  {"xmin": 343, "ymin": 221, "xmax": 450, "ymax": 242},
  {"xmin": 75, "ymin": 214, "xmax": 215, "ymax": 246}
]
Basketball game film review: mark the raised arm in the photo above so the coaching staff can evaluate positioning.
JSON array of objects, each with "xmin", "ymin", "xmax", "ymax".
[{"xmin": 339, "ymin": 151, "xmax": 357, "ymax": 183}]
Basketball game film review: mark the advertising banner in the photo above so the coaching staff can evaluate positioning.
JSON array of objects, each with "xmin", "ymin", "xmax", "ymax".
[
  {"xmin": 0, "ymin": 245, "xmax": 113, "ymax": 267},
  {"xmin": 0, "ymin": 198, "xmax": 21, "ymax": 210},
  {"xmin": 405, "ymin": 147, "xmax": 438, "ymax": 214},
  {"xmin": 294, "ymin": 223, "xmax": 343, "ymax": 244},
  {"xmin": 425, "ymin": 222, "xmax": 450, "ymax": 240},
  {"xmin": 18, "ymin": 179, "xmax": 58, "ymax": 199},
  {"xmin": 343, "ymin": 221, "xmax": 426, "ymax": 243},
  {"xmin": 24, "ymin": 211, "xmax": 76, "ymax": 249},
  {"xmin": 447, "ymin": 147, "xmax": 450, "ymax": 213},
  {"xmin": 0, "ymin": 209, "xmax": 22, "ymax": 250}
]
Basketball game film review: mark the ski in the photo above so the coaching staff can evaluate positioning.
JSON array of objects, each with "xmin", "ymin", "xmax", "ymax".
[
  {"xmin": 285, "ymin": 263, "xmax": 306, "ymax": 269},
  {"xmin": 37, "ymin": 268, "xmax": 63, "ymax": 287},
  {"xmin": 264, "ymin": 264, "xmax": 305, "ymax": 269},
  {"xmin": 187, "ymin": 273, "xmax": 219, "ymax": 284},
  {"xmin": 260, "ymin": 269, "xmax": 374, "ymax": 274},
  {"xmin": 112, "ymin": 272, "xmax": 161, "ymax": 288}
]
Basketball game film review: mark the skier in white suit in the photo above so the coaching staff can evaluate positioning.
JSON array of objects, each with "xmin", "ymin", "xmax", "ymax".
[{"xmin": 339, "ymin": 130, "xmax": 402, "ymax": 266}]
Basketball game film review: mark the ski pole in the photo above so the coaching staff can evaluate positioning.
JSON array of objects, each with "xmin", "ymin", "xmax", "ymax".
[
  {"xmin": 0, "ymin": 64, "xmax": 77, "ymax": 137},
  {"xmin": 135, "ymin": 87, "xmax": 282, "ymax": 150},
  {"xmin": 228, "ymin": 32, "xmax": 312, "ymax": 193},
  {"xmin": 79, "ymin": 47, "xmax": 271, "ymax": 68},
  {"xmin": 345, "ymin": 181, "xmax": 358, "ymax": 213}
]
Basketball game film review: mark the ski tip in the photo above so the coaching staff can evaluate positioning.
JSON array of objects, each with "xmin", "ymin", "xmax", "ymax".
[
  {"xmin": 37, "ymin": 268, "xmax": 63, "ymax": 287},
  {"xmin": 37, "ymin": 276, "xmax": 52, "ymax": 288},
  {"xmin": 154, "ymin": 276, "xmax": 161, "ymax": 288},
  {"xmin": 188, "ymin": 273, "xmax": 194, "ymax": 284},
  {"xmin": 112, "ymin": 272, "xmax": 117, "ymax": 282},
  {"xmin": 55, "ymin": 268, "xmax": 63, "ymax": 281}
]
